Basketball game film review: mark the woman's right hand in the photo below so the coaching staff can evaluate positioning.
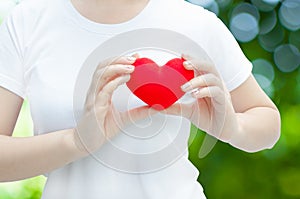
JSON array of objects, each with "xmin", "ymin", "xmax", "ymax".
[{"xmin": 73, "ymin": 55, "xmax": 155, "ymax": 154}]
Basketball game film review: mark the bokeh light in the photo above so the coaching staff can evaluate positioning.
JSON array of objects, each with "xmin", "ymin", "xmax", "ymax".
[
  {"xmin": 187, "ymin": 0, "xmax": 214, "ymax": 8},
  {"xmin": 1, "ymin": 0, "xmax": 300, "ymax": 199},
  {"xmin": 263, "ymin": 0, "xmax": 280, "ymax": 3},
  {"xmin": 230, "ymin": 13, "xmax": 259, "ymax": 42},
  {"xmin": 231, "ymin": 2, "xmax": 260, "ymax": 21},
  {"xmin": 258, "ymin": 23, "xmax": 285, "ymax": 52},
  {"xmin": 206, "ymin": 0, "xmax": 219, "ymax": 15},
  {"xmin": 229, "ymin": 3, "xmax": 260, "ymax": 42},
  {"xmin": 251, "ymin": 0, "xmax": 279, "ymax": 12},
  {"xmin": 215, "ymin": 0, "xmax": 232, "ymax": 9},
  {"xmin": 253, "ymin": 58, "xmax": 275, "ymax": 85},
  {"xmin": 274, "ymin": 44, "xmax": 300, "ymax": 73},
  {"xmin": 259, "ymin": 10, "xmax": 277, "ymax": 34},
  {"xmin": 188, "ymin": 0, "xmax": 220, "ymax": 14},
  {"xmin": 279, "ymin": 0, "xmax": 300, "ymax": 31},
  {"xmin": 253, "ymin": 59, "xmax": 275, "ymax": 97}
]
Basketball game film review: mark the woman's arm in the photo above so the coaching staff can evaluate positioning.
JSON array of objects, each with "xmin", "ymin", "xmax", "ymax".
[
  {"xmin": 166, "ymin": 56, "xmax": 280, "ymax": 153},
  {"xmin": 229, "ymin": 75, "xmax": 280, "ymax": 152},
  {"xmin": 0, "ymin": 87, "xmax": 84, "ymax": 182},
  {"xmin": 0, "ymin": 55, "xmax": 153, "ymax": 182}
]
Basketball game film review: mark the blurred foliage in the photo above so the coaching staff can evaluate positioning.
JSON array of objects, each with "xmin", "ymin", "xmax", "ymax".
[
  {"xmin": 0, "ymin": 101, "xmax": 46, "ymax": 198},
  {"xmin": 0, "ymin": 0, "xmax": 299, "ymax": 199},
  {"xmin": 187, "ymin": 1, "xmax": 300, "ymax": 199}
]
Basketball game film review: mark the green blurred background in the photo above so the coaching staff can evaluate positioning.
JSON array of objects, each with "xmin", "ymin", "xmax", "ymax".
[{"xmin": 0, "ymin": 0, "xmax": 299, "ymax": 198}]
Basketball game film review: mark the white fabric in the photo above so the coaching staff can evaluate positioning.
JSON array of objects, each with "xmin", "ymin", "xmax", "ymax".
[{"xmin": 0, "ymin": 0, "xmax": 253, "ymax": 198}]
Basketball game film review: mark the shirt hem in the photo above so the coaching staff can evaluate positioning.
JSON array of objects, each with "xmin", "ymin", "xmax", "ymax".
[
  {"xmin": 225, "ymin": 61, "xmax": 253, "ymax": 92},
  {"xmin": 0, "ymin": 74, "xmax": 26, "ymax": 99}
]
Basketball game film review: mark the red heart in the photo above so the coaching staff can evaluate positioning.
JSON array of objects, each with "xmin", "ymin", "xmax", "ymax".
[{"xmin": 126, "ymin": 57, "xmax": 194, "ymax": 110}]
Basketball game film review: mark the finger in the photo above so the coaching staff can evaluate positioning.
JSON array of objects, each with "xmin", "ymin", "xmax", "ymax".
[
  {"xmin": 181, "ymin": 73, "xmax": 222, "ymax": 92},
  {"xmin": 102, "ymin": 55, "xmax": 137, "ymax": 69},
  {"xmin": 99, "ymin": 64, "xmax": 135, "ymax": 78},
  {"xmin": 182, "ymin": 54, "xmax": 218, "ymax": 75},
  {"xmin": 121, "ymin": 106, "xmax": 159, "ymax": 125},
  {"xmin": 94, "ymin": 61, "xmax": 135, "ymax": 80},
  {"xmin": 92, "ymin": 56, "xmax": 137, "ymax": 80},
  {"xmin": 163, "ymin": 103, "xmax": 194, "ymax": 119},
  {"xmin": 90, "ymin": 56, "xmax": 135, "ymax": 92},
  {"xmin": 192, "ymin": 86, "xmax": 224, "ymax": 98},
  {"xmin": 96, "ymin": 64, "xmax": 134, "ymax": 90},
  {"xmin": 96, "ymin": 75, "xmax": 131, "ymax": 107},
  {"xmin": 88, "ymin": 56, "xmax": 137, "ymax": 103},
  {"xmin": 116, "ymin": 55, "xmax": 137, "ymax": 64}
]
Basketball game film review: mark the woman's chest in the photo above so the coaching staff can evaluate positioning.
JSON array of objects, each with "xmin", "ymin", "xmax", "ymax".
[{"xmin": 23, "ymin": 28, "xmax": 112, "ymax": 134}]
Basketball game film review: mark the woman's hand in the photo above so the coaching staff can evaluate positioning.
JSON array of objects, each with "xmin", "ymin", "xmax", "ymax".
[
  {"xmin": 74, "ymin": 55, "xmax": 156, "ymax": 153},
  {"xmin": 165, "ymin": 54, "xmax": 238, "ymax": 142}
]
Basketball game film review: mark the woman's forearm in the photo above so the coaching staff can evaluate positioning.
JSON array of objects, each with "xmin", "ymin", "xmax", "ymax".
[
  {"xmin": 0, "ymin": 129, "xmax": 86, "ymax": 182},
  {"xmin": 229, "ymin": 107, "xmax": 281, "ymax": 153}
]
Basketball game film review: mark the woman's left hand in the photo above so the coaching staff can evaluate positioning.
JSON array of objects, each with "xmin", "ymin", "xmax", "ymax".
[{"xmin": 165, "ymin": 54, "xmax": 239, "ymax": 142}]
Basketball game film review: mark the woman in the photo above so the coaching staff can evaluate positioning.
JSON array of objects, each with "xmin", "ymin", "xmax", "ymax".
[{"xmin": 0, "ymin": 0, "xmax": 280, "ymax": 198}]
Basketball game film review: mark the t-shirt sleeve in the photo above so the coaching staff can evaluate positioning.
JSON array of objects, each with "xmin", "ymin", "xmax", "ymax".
[
  {"xmin": 200, "ymin": 10, "xmax": 253, "ymax": 92},
  {"xmin": 0, "ymin": 6, "xmax": 26, "ymax": 98}
]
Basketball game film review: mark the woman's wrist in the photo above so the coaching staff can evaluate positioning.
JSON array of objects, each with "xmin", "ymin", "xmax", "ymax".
[
  {"xmin": 223, "ymin": 113, "xmax": 246, "ymax": 147},
  {"xmin": 62, "ymin": 128, "xmax": 90, "ymax": 161},
  {"xmin": 217, "ymin": 111, "xmax": 240, "ymax": 143}
]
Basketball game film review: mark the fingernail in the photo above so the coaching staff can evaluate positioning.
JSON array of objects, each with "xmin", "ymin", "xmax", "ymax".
[
  {"xmin": 126, "ymin": 56, "xmax": 136, "ymax": 62},
  {"xmin": 131, "ymin": 53, "xmax": 140, "ymax": 58},
  {"xmin": 192, "ymin": 88, "xmax": 200, "ymax": 96},
  {"xmin": 181, "ymin": 82, "xmax": 191, "ymax": 92},
  {"xmin": 183, "ymin": 61, "xmax": 193, "ymax": 69}
]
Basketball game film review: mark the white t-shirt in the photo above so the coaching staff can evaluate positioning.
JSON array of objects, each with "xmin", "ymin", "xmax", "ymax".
[{"xmin": 0, "ymin": 0, "xmax": 252, "ymax": 198}]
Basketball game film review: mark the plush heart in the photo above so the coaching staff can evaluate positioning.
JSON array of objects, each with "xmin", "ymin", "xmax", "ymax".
[{"xmin": 126, "ymin": 57, "xmax": 194, "ymax": 110}]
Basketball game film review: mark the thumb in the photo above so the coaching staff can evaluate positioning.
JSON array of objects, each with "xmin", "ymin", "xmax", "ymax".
[
  {"xmin": 121, "ymin": 106, "xmax": 158, "ymax": 125},
  {"xmin": 164, "ymin": 103, "xmax": 193, "ymax": 119}
]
